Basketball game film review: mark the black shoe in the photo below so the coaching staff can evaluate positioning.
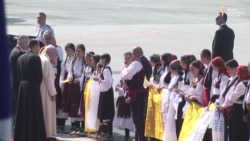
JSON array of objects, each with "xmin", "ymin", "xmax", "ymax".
[{"xmin": 78, "ymin": 132, "xmax": 87, "ymax": 137}]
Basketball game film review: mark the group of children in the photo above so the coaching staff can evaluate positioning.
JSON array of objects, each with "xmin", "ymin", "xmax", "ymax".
[
  {"xmin": 54, "ymin": 42, "xmax": 250, "ymax": 141},
  {"xmin": 144, "ymin": 49, "xmax": 250, "ymax": 141},
  {"xmin": 54, "ymin": 43, "xmax": 134, "ymax": 141}
]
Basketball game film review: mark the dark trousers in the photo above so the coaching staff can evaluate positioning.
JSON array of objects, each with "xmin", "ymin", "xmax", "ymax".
[
  {"xmin": 56, "ymin": 118, "xmax": 66, "ymax": 127},
  {"xmin": 99, "ymin": 119, "xmax": 113, "ymax": 137},
  {"xmin": 202, "ymin": 128, "xmax": 212, "ymax": 141},
  {"xmin": 107, "ymin": 120, "xmax": 113, "ymax": 136},
  {"xmin": 125, "ymin": 128, "xmax": 130, "ymax": 139},
  {"xmin": 12, "ymin": 89, "xmax": 18, "ymax": 128},
  {"xmin": 71, "ymin": 121, "xmax": 84, "ymax": 131},
  {"xmin": 131, "ymin": 92, "xmax": 147, "ymax": 141},
  {"xmin": 228, "ymin": 104, "xmax": 249, "ymax": 141},
  {"xmin": 175, "ymin": 99, "xmax": 185, "ymax": 139}
]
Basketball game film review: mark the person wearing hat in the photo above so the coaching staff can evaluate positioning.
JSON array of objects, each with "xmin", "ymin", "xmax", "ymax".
[
  {"xmin": 221, "ymin": 65, "xmax": 249, "ymax": 141},
  {"xmin": 40, "ymin": 45, "xmax": 58, "ymax": 138},
  {"xmin": 211, "ymin": 57, "xmax": 229, "ymax": 103},
  {"xmin": 210, "ymin": 57, "xmax": 229, "ymax": 141},
  {"xmin": 215, "ymin": 59, "xmax": 242, "ymax": 141}
]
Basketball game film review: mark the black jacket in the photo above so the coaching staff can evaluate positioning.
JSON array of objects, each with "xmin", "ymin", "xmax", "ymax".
[{"xmin": 212, "ymin": 24, "xmax": 235, "ymax": 62}]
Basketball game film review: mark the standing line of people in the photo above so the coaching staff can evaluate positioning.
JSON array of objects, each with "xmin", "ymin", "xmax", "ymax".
[{"xmin": 10, "ymin": 11, "xmax": 250, "ymax": 141}]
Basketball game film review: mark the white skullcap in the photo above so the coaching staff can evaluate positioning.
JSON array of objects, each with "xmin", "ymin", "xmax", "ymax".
[
  {"xmin": 39, "ymin": 44, "xmax": 56, "ymax": 56},
  {"xmin": 45, "ymin": 44, "xmax": 56, "ymax": 53}
]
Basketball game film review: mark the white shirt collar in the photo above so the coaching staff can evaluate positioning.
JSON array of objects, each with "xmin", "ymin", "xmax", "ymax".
[
  {"xmin": 219, "ymin": 23, "xmax": 226, "ymax": 28},
  {"xmin": 229, "ymin": 75, "xmax": 238, "ymax": 81},
  {"xmin": 17, "ymin": 45, "xmax": 27, "ymax": 52},
  {"xmin": 206, "ymin": 62, "xmax": 212, "ymax": 69}
]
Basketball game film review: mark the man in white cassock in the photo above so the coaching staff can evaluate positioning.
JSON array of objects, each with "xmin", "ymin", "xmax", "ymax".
[{"xmin": 40, "ymin": 45, "xmax": 57, "ymax": 137}]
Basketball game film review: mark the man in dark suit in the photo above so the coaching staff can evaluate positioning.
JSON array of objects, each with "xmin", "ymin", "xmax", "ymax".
[
  {"xmin": 14, "ymin": 39, "xmax": 46, "ymax": 141},
  {"xmin": 212, "ymin": 12, "xmax": 235, "ymax": 62},
  {"xmin": 9, "ymin": 35, "xmax": 29, "ymax": 123}
]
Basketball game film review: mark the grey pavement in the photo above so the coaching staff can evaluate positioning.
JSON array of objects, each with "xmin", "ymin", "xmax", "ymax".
[{"xmin": 5, "ymin": 0, "xmax": 250, "ymax": 140}]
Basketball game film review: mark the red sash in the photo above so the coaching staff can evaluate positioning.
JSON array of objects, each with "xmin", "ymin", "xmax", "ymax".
[{"xmin": 203, "ymin": 88, "xmax": 210, "ymax": 107}]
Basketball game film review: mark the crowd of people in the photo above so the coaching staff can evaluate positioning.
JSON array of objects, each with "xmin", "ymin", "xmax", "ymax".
[{"xmin": 9, "ymin": 11, "xmax": 250, "ymax": 141}]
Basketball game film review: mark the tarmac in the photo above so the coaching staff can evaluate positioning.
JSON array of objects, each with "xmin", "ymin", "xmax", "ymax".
[{"xmin": 5, "ymin": 0, "xmax": 250, "ymax": 140}]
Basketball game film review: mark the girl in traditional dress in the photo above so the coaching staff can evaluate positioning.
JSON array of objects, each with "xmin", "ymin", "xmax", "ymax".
[
  {"xmin": 84, "ymin": 54, "xmax": 103, "ymax": 138},
  {"xmin": 91, "ymin": 54, "xmax": 101, "ymax": 71},
  {"xmin": 211, "ymin": 57, "xmax": 229, "ymax": 102},
  {"xmin": 149, "ymin": 54, "xmax": 164, "ymax": 85},
  {"xmin": 113, "ymin": 52, "xmax": 134, "ymax": 141},
  {"xmin": 159, "ymin": 53, "xmax": 177, "ymax": 141},
  {"xmin": 84, "ymin": 51, "xmax": 95, "ymax": 82},
  {"xmin": 164, "ymin": 60, "xmax": 183, "ymax": 141},
  {"xmin": 59, "ymin": 43, "xmax": 75, "ymax": 132},
  {"xmin": 63, "ymin": 44, "xmax": 86, "ymax": 135},
  {"xmin": 93, "ymin": 53, "xmax": 115, "ymax": 140},
  {"xmin": 145, "ymin": 54, "xmax": 165, "ymax": 141},
  {"xmin": 243, "ymin": 62, "xmax": 250, "ymax": 137},
  {"xmin": 217, "ymin": 62, "xmax": 249, "ymax": 141},
  {"xmin": 158, "ymin": 53, "xmax": 177, "ymax": 89},
  {"xmin": 210, "ymin": 57, "xmax": 229, "ymax": 141},
  {"xmin": 184, "ymin": 60, "xmax": 205, "ymax": 105},
  {"xmin": 214, "ymin": 59, "xmax": 238, "ymax": 141},
  {"xmin": 174, "ymin": 55, "xmax": 196, "ymax": 139},
  {"xmin": 78, "ymin": 51, "xmax": 95, "ymax": 136}
]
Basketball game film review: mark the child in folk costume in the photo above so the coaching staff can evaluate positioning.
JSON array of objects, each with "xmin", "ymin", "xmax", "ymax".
[
  {"xmin": 209, "ymin": 57, "xmax": 229, "ymax": 141},
  {"xmin": 145, "ymin": 54, "xmax": 165, "ymax": 141},
  {"xmin": 149, "ymin": 54, "xmax": 164, "ymax": 85},
  {"xmin": 84, "ymin": 54, "xmax": 104, "ymax": 138},
  {"xmin": 158, "ymin": 53, "xmax": 177, "ymax": 89},
  {"xmin": 84, "ymin": 61, "xmax": 102, "ymax": 136},
  {"xmin": 182, "ymin": 61, "xmax": 206, "ymax": 140},
  {"xmin": 215, "ymin": 59, "xmax": 238, "ymax": 141},
  {"xmin": 58, "ymin": 43, "xmax": 75, "ymax": 132},
  {"xmin": 93, "ymin": 53, "xmax": 115, "ymax": 140},
  {"xmin": 158, "ymin": 53, "xmax": 177, "ymax": 140},
  {"xmin": 200, "ymin": 49, "xmax": 218, "ymax": 106},
  {"xmin": 184, "ymin": 60, "xmax": 205, "ymax": 105},
  {"xmin": 84, "ymin": 51, "xmax": 95, "ymax": 80},
  {"xmin": 91, "ymin": 54, "xmax": 101, "ymax": 71},
  {"xmin": 200, "ymin": 49, "xmax": 219, "ymax": 141},
  {"xmin": 78, "ymin": 51, "xmax": 95, "ymax": 136},
  {"xmin": 164, "ymin": 60, "xmax": 183, "ymax": 141},
  {"xmin": 243, "ymin": 62, "xmax": 250, "ymax": 137},
  {"xmin": 174, "ymin": 55, "xmax": 196, "ymax": 139},
  {"xmin": 62, "ymin": 44, "xmax": 86, "ymax": 135},
  {"xmin": 227, "ymin": 65, "xmax": 249, "ymax": 141},
  {"xmin": 217, "ymin": 62, "xmax": 249, "ymax": 141},
  {"xmin": 113, "ymin": 52, "xmax": 134, "ymax": 141}
]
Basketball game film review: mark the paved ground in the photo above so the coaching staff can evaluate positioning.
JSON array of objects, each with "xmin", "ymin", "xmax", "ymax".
[{"xmin": 5, "ymin": 0, "xmax": 250, "ymax": 140}]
